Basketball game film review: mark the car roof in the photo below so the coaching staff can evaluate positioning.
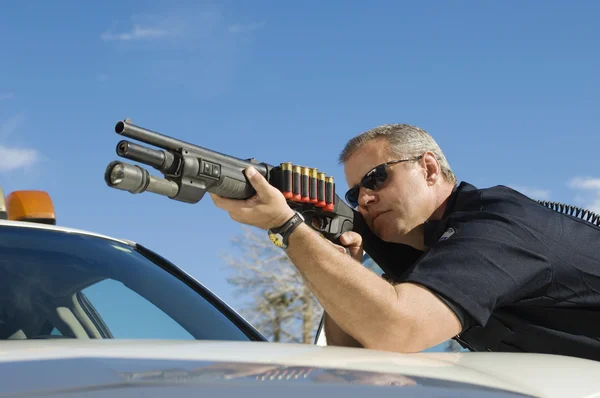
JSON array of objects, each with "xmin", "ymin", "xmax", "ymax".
[{"xmin": 0, "ymin": 219, "xmax": 136, "ymax": 246}]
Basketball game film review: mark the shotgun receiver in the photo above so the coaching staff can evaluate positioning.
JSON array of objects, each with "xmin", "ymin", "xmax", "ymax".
[{"xmin": 104, "ymin": 118, "xmax": 354, "ymax": 243}]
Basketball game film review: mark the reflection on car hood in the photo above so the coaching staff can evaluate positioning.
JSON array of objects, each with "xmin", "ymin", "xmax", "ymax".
[{"xmin": 0, "ymin": 340, "xmax": 598, "ymax": 398}]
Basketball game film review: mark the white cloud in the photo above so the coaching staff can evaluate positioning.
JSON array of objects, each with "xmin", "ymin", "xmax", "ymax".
[
  {"xmin": 0, "ymin": 114, "xmax": 41, "ymax": 173},
  {"xmin": 567, "ymin": 177, "xmax": 600, "ymax": 213},
  {"xmin": 568, "ymin": 177, "xmax": 600, "ymax": 191},
  {"xmin": 0, "ymin": 146, "xmax": 39, "ymax": 173},
  {"xmin": 99, "ymin": 6, "xmax": 263, "ymax": 96},
  {"xmin": 0, "ymin": 113, "xmax": 25, "ymax": 141},
  {"xmin": 0, "ymin": 92, "xmax": 15, "ymax": 101},
  {"xmin": 100, "ymin": 8, "xmax": 206, "ymax": 43},
  {"xmin": 101, "ymin": 24, "xmax": 176, "ymax": 41},
  {"xmin": 228, "ymin": 21, "xmax": 265, "ymax": 33},
  {"xmin": 101, "ymin": 8, "xmax": 263, "ymax": 44},
  {"xmin": 509, "ymin": 185, "xmax": 550, "ymax": 200}
]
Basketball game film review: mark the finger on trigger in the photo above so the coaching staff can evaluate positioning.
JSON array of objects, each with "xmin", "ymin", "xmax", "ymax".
[{"xmin": 339, "ymin": 233, "xmax": 349, "ymax": 245}]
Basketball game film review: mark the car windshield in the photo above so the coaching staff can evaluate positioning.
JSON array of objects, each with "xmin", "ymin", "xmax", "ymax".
[{"xmin": 0, "ymin": 225, "xmax": 260, "ymax": 342}]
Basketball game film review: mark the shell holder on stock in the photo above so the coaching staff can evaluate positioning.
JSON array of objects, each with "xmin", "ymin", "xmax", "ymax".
[{"xmin": 269, "ymin": 163, "xmax": 353, "ymax": 243}]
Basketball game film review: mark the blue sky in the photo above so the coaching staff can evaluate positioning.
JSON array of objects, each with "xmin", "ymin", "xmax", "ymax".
[{"xmin": 1, "ymin": 1, "xmax": 599, "ymax": 343}]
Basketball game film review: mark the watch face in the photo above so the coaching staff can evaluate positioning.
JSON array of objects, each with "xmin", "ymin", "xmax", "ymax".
[{"xmin": 269, "ymin": 232, "xmax": 284, "ymax": 248}]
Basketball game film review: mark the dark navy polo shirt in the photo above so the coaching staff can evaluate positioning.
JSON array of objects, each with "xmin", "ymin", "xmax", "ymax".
[{"xmin": 361, "ymin": 181, "xmax": 600, "ymax": 361}]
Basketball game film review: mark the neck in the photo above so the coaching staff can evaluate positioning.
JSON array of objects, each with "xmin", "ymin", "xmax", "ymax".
[
  {"xmin": 411, "ymin": 182, "xmax": 456, "ymax": 250},
  {"xmin": 429, "ymin": 182, "xmax": 456, "ymax": 222},
  {"xmin": 401, "ymin": 225, "xmax": 427, "ymax": 251}
]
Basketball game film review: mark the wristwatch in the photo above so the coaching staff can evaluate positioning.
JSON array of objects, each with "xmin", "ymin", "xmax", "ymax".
[{"xmin": 268, "ymin": 211, "xmax": 305, "ymax": 249}]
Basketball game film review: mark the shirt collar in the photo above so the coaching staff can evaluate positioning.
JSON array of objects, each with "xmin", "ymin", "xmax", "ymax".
[{"xmin": 423, "ymin": 181, "xmax": 477, "ymax": 247}]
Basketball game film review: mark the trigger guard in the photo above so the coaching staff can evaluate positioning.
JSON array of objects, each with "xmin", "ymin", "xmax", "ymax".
[
  {"xmin": 299, "ymin": 209, "xmax": 329, "ymax": 232},
  {"xmin": 310, "ymin": 216, "xmax": 327, "ymax": 231}
]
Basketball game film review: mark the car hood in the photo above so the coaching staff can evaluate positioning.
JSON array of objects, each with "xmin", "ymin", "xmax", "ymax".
[{"xmin": 0, "ymin": 340, "xmax": 598, "ymax": 398}]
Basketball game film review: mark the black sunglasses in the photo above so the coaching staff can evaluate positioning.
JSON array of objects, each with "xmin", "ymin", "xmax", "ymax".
[{"xmin": 344, "ymin": 155, "xmax": 423, "ymax": 208}]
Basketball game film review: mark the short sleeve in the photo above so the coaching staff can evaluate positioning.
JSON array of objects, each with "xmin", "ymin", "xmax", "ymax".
[{"xmin": 402, "ymin": 213, "xmax": 553, "ymax": 329}]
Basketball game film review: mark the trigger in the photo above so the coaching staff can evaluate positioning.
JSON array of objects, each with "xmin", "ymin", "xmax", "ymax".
[{"xmin": 311, "ymin": 216, "xmax": 328, "ymax": 231}]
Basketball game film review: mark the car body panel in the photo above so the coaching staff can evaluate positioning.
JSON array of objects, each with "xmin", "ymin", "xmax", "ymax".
[
  {"xmin": 1, "ymin": 220, "xmax": 597, "ymax": 398},
  {"xmin": 0, "ymin": 340, "xmax": 599, "ymax": 397},
  {"xmin": 0, "ymin": 219, "xmax": 135, "ymax": 246}
]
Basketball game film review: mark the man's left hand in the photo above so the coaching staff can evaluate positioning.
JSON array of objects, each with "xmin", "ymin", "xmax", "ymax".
[{"xmin": 210, "ymin": 166, "xmax": 296, "ymax": 230}]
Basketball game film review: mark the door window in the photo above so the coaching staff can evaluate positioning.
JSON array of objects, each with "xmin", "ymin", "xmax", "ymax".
[{"xmin": 81, "ymin": 279, "xmax": 194, "ymax": 340}]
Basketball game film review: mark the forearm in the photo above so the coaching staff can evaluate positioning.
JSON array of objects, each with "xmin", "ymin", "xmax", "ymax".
[
  {"xmin": 285, "ymin": 223, "xmax": 409, "ymax": 350},
  {"xmin": 323, "ymin": 312, "xmax": 363, "ymax": 347}
]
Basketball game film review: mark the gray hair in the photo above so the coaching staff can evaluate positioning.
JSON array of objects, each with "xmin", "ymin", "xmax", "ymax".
[{"xmin": 338, "ymin": 124, "xmax": 457, "ymax": 184}]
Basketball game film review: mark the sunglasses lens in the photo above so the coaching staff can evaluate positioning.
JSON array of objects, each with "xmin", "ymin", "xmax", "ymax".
[
  {"xmin": 345, "ymin": 187, "xmax": 359, "ymax": 208},
  {"xmin": 345, "ymin": 166, "xmax": 388, "ymax": 208},
  {"xmin": 363, "ymin": 166, "xmax": 387, "ymax": 189}
]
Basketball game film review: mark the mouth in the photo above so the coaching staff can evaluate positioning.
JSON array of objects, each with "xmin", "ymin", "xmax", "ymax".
[{"xmin": 371, "ymin": 210, "xmax": 388, "ymax": 224}]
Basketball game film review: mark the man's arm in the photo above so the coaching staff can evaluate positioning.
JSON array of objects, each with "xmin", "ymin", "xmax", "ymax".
[
  {"xmin": 323, "ymin": 311, "xmax": 363, "ymax": 347},
  {"xmin": 210, "ymin": 166, "xmax": 461, "ymax": 353},
  {"xmin": 286, "ymin": 223, "xmax": 462, "ymax": 352}
]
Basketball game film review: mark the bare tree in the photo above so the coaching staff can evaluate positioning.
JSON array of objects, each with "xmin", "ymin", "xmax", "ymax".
[{"xmin": 220, "ymin": 225, "xmax": 323, "ymax": 343}]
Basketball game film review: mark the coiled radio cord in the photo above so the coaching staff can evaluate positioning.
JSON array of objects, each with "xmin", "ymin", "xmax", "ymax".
[{"xmin": 537, "ymin": 200, "xmax": 600, "ymax": 227}]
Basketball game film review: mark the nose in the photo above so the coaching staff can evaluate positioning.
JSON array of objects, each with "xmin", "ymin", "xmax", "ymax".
[{"xmin": 358, "ymin": 187, "xmax": 378, "ymax": 208}]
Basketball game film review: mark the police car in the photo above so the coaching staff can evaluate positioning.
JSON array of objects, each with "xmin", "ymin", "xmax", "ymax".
[{"xmin": 1, "ymin": 189, "xmax": 599, "ymax": 398}]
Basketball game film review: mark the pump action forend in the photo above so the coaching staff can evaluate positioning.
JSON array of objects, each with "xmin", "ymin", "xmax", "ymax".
[{"xmin": 104, "ymin": 118, "xmax": 354, "ymax": 242}]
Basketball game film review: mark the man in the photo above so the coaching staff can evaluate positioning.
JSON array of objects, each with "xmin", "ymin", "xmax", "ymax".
[{"xmin": 211, "ymin": 124, "xmax": 600, "ymax": 361}]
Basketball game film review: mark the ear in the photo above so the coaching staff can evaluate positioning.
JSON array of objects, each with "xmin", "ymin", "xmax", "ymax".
[{"xmin": 421, "ymin": 152, "xmax": 441, "ymax": 186}]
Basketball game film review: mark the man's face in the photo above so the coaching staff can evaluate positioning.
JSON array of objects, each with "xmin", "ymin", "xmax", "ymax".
[{"xmin": 343, "ymin": 138, "xmax": 434, "ymax": 246}]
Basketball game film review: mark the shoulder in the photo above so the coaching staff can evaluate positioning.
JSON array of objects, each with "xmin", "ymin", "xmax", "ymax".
[
  {"xmin": 425, "ymin": 181, "xmax": 545, "ymax": 246},
  {"xmin": 405, "ymin": 182, "xmax": 553, "ymax": 328},
  {"xmin": 445, "ymin": 182, "xmax": 600, "ymax": 244},
  {"xmin": 452, "ymin": 181, "xmax": 543, "ymax": 217}
]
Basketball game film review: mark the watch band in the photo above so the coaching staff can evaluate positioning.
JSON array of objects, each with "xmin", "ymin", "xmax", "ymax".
[{"xmin": 268, "ymin": 212, "xmax": 304, "ymax": 249}]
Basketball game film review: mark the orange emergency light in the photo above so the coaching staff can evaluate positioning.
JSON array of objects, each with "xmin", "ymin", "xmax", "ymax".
[{"xmin": 6, "ymin": 190, "xmax": 56, "ymax": 225}]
